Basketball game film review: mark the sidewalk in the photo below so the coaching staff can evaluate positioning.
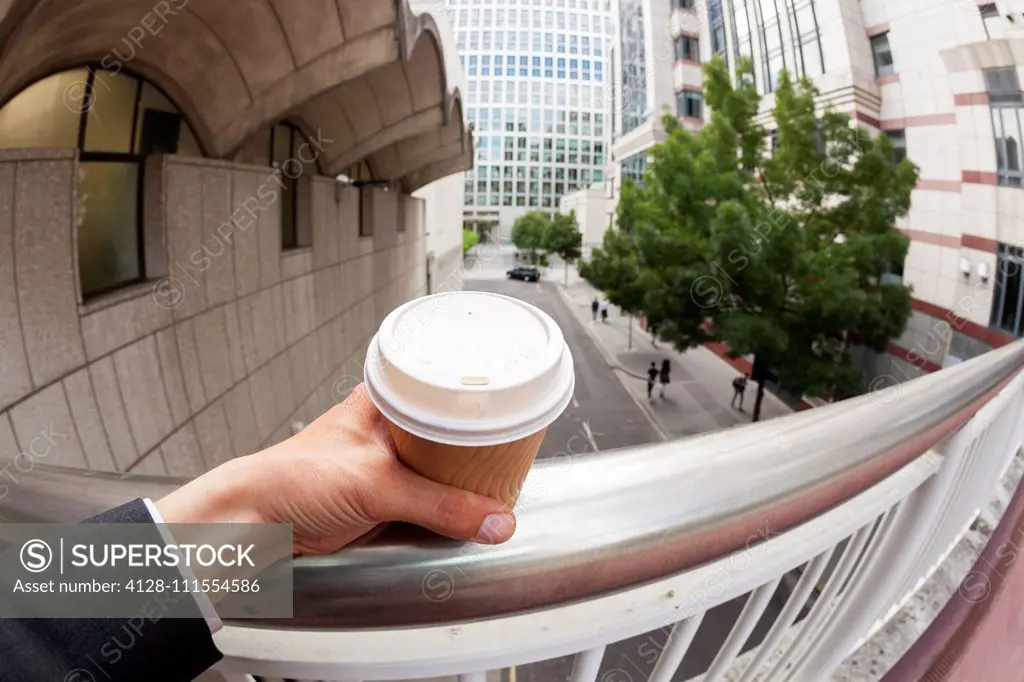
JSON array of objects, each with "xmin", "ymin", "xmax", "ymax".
[{"xmin": 557, "ymin": 279, "xmax": 793, "ymax": 439}]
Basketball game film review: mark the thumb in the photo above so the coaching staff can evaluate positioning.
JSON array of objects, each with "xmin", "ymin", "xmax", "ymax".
[{"xmin": 383, "ymin": 464, "xmax": 517, "ymax": 544}]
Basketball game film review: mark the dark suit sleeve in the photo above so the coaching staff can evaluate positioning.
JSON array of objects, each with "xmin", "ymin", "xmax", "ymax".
[{"xmin": 0, "ymin": 499, "xmax": 223, "ymax": 682}]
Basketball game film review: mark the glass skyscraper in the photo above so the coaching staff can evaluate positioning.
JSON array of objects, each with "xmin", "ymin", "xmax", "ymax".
[{"xmin": 451, "ymin": 0, "xmax": 615, "ymax": 238}]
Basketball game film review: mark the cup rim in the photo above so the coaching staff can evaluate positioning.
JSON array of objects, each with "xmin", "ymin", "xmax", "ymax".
[
  {"xmin": 376, "ymin": 291, "xmax": 565, "ymax": 394},
  {"xmin": 364, "ymin": 336, "xmax": 576, "ymax": 447}
]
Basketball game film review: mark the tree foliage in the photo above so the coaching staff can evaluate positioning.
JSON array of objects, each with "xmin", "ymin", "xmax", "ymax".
[
  {"xmin": 511, "ymin": 211, "xmax": 549, "ymax": 262},
  {"xmin": 583, "ymin": 57, "xmax": 918, "ymax": 420},
  {"xmin": 545, "ymin": 211, "xmax": 584, "ymax": 285},
  {"xmin": 462, "ymin": 228, "xmax": 480, "ymax": 253}
]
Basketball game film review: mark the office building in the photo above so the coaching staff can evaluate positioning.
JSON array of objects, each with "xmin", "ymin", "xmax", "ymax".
[
  {"xmin": 451, "ymin": 0, "xmax": 615, "ymax": 240},
  {"xmin": 600, "ymin": 0, "xmax": 1024, "ymax": 384}
]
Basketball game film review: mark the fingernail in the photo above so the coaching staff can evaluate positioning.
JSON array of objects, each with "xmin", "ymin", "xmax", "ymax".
[{"xmin": 475, "ymin": 513, "xmax": 516, "ymax": 544}]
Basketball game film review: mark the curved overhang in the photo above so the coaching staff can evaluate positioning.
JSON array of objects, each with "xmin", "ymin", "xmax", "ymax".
[
  {"xmin": 398, "ymin": 131, "xmax": 474, "ymax": 193},
  {"xmin": 0, "ymin": 0, "xmax": 472, "ymax": 185}
]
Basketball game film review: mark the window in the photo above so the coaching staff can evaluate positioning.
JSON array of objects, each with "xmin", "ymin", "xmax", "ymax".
[
  {"xmin": 756, "ymin": 0, "xmax": 784, "ymax": 91},
  {"xmin": 709, "ymin": 0, "xmax": 730, "ymax": 70},
  {"xmin": 622, "ymin": 151, "xmax": 647, "ymax": 186},
  {"xmin": 675, "ymin": 35, "xmax": 700, "ymax": 62},
  {"xmin": 991, "ymin": 242, "xmax": 1024, "ymax": 336},
  {"xmin": 987, "ymin": 68, "xmax": 1024, "ymax": 187},
  {"xmin": 992, "ymin": 105, "xmax": 1023, "ymax": 186},
  {"xmin": 981, "ymin": 4, "xmax": 1007, "ymax": 40},
  {"xmin": 885, "ymin": 130, "xmax": 907, "ymax": 164},
  {"xmin": 272, "ymin": 123, "xmax": 307, "ymax": 250},
  {"xmin": 676, "ymin": 91, "xmax": 704, "ymax": 119},
  {"xmin": 732, "ymin": 0, "xmax": 753, "ymax": 61},
  {"xmin": 985, "ymin": 67, "xmax": 1022, "ymax": 103},
  {"xmin": 0, "ymin": 67, "xmax": 202, "ymax": 298},
  {"xmin": 620, "ymin": 0, "xmax": 649, "ymax": 134},
  {"xmin": 673, "ymin": 0, "xmax": 695, "ymax": 7},
  {"xmin": 870, "ymin": 33, "xmax": 894, "ymax": 76},
  {"xmin": 789, "ymin": 0, "xmax": 825, "ymax": 79}
]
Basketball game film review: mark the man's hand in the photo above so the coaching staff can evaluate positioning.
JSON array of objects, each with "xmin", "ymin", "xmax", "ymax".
[{"xmin": 156, "ymin": 385, "xmax": 516, "ymax": 555}]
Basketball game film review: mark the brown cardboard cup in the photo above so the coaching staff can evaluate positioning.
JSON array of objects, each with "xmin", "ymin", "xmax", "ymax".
[{"xmin": 364, "ymin": 291, "xmax": 574, "ymax": 507}]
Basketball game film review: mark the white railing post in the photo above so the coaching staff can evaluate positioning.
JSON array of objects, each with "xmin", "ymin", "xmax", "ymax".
[
  {"xmin": 648, "ymin": 615, "xmax": 705, "ymax": 682},
  {"xmin": 569, "ymin": 647, "xmax": 606, "ymax": 682},
  {"xmin": 702, "ymin": 577, "xmax": 782, "ymax": 682},
  {"xmin": 788, "ymin": 374, "xmax": 1024, "ymax": 677}
]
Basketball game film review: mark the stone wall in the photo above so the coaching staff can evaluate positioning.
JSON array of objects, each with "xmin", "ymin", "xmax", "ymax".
[{"xmin": 0, "ymin": 150, "xmax": 432, "ymax": 478}]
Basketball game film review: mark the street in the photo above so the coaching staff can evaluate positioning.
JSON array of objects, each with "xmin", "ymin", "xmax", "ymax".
[
  {"xmin": 466, "ymin": 278, "xmax": 661, "ymax": 457},
  {"xmin": 463, "ymin": 247, "xmax": 783, "ymax": 682}
]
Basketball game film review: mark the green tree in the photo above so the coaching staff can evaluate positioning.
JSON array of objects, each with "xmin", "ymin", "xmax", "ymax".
[
  {"xmin": 463, "ymin": 228, "xmax": 480, "ymax": 253},
  {"xmin": 544, "ymin": 211, "xmax": 584, "ymax": 286},
  {"xmin": 584, "ymin": 57, "xmax": 918, "ymax": 421},
  {"xmin": 511, "ymin": 211, "xmax": 549, "ymax": 263}
]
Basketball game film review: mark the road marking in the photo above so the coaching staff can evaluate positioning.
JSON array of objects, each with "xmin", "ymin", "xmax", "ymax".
[{"xmin": 582, "ymin": 420, "xmax": 599, "ymax": 452}]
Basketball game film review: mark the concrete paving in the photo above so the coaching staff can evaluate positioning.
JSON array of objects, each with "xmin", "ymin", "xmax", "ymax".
[{"xmin": 557, "ymin": 279, "xmax": 794, "ymax": 439}]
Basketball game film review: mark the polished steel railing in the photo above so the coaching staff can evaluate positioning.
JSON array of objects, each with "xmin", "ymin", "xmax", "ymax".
[{"xmin": 3, "ymin": 340, "xmax": 1023, "ymax": 681}]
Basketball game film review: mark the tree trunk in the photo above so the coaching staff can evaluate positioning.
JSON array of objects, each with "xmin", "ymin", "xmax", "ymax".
[
  {"xmin": 751, "ymin": 354, "xmax": 766, "ymax": 422},
  {"xmin": 752, "ymin": 379, "xmax": 766, "ymax": 422}
]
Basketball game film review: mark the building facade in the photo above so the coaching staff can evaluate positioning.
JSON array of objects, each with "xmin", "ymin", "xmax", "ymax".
[
  {"xmin": 601, "ymin": 0, "xmax": 1024, "ymax": 388},
  {"xmin": 0, "ymin": 0, "xmax": 471, "ymax": 476},
  {"xmin": 451, "ymin": 0, "xmax": 615, "ymax": 240}
]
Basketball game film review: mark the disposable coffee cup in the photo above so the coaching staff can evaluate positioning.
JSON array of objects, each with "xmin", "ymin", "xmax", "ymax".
[{"xmin": 364, "ymin": 291, "xmax": 575, "ymax": 506}]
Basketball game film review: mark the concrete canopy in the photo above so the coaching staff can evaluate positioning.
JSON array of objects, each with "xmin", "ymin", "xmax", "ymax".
[{"xmin": 0, "ymin": 0, "xmax": 472, "ymax": 190}]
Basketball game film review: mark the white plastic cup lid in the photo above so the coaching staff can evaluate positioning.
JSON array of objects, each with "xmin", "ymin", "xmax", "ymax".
[{"xmin": 364, "ymin": 291, "xmax": 575, "ymax": 446}]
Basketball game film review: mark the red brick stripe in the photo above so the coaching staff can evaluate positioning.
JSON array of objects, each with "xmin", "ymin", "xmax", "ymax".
[
  {"xmin": 865, "ymin": 22, "xmax": 890, "ymax": 37},
  {"xmin": 916, "ymin": 179, "xmax": 962, "ymax": 193},
  {"xmin": 854, "ymin": 111, "xmax": 881, "ymax": 129},
  {"xmin": 876, "ymin": 74, "xmax": 900, "ymax": 85},
  {"xmin": 881, "ymin": 113, "xmax": 957, "ymax": 130},
  {"xmin": 888, "ymin": 342, "xmax": 942, "ymax": 374},
  {"xmin": 911, "ymin": 298, "xmax": 1013, "ymax": 348},
  {"xmin": 961, "ymin": 234, "xmax": 999, "ymax": 253},
  {"xmin": 962, "ymin": 170, "xmax": 999, "ymax": 185},
  {"xmin": 901, "ymin": 229, "xmax": 961, "ymax": 248},
  {"xmin": 954, "ymin": 92, "xmax": 990, "ymax": 106}
]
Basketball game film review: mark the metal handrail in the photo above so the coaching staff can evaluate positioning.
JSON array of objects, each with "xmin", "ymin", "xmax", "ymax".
[{"xmin": 3, "ymin": 340, "xmax": 1023, "ymax": 628}]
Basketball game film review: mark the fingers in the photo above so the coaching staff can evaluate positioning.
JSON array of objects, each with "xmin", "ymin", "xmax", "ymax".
[
  {"xmin": 372, "ymin": 463, "xmax": 517, "ymax": 544},
  {"xmin": 330, "ymin": 383, "xmax": 517, "ymax": 544}
]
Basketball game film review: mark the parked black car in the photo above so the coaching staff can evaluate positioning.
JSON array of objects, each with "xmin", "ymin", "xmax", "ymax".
[{"xmin": 507, "ymin": 265, "xmax": 541, "ymax": 282}]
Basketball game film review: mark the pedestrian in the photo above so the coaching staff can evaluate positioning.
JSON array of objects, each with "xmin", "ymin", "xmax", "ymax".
[
  {"xmin": 600, "ymin": 299, "xmax": 610, "ymax": 323},
  {"xmin": 650, "ymin": 323, "xmax": 659, "ymax": 348},
  {"xmin": 591, "ymin": 297, "xmax": 599, "ymax": 321},
  {"xmin": 731, "ymin": 373, "xmax": 749, "ymax": 411},
  {"xmin": 658, "ymin": 359, "xmax": 671, "ymax": 398},
  {"xmin": 646, "ymin": 362, "xmax": 659, "ymax": 400}
]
